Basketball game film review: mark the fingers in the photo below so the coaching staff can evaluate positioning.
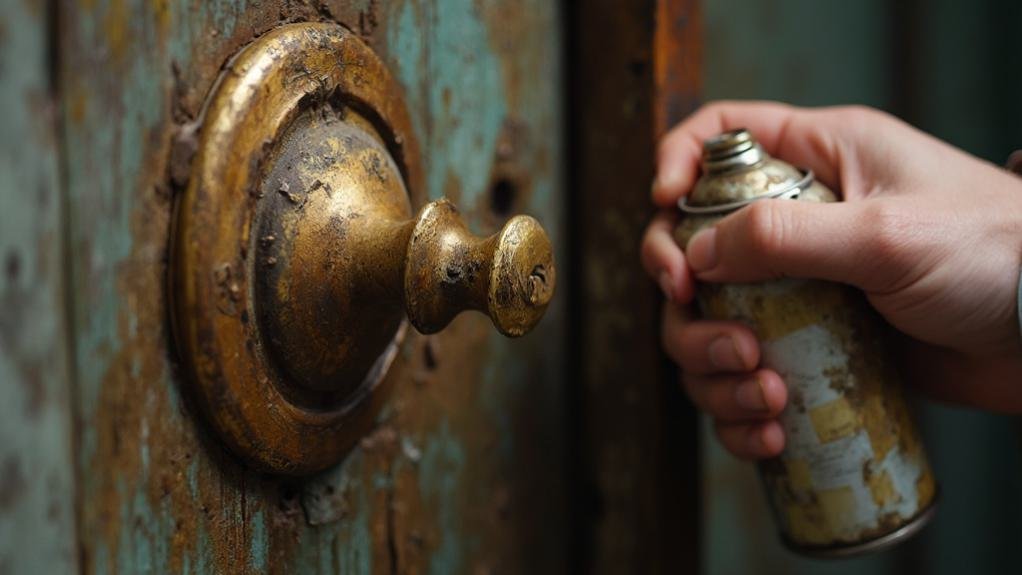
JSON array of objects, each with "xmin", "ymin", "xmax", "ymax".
[
  {"xmin": 641, "ymin": 211, "xmax": 696, "ymax": 304},
  {"xmin": 660, "ymin": 301, "xmax": 787, "ymax": 459},
  {"xmin": 689, "ymin": 370, "xmax": 788, "ymax": 460},
  {"xmin": 661, "ymin": 304, "xmax": 760, "ymax": 374},
  {"xmin": 653, "ymin": 101, "xmax": 843, "ymax": 208},
  {"xmin": 715, "ymin": 420, "xmax": 786, "ymax": 460},
  {"xmin": 684, "ymin": 198, "xmax": 885, "ymax": 289},
  {"xmin": 654, "ymin": 101, "xmax": 798, "ymax": 206},
  {"xmin": 682, "ymin": 369, "xmax": 787, "ymax": 422}
]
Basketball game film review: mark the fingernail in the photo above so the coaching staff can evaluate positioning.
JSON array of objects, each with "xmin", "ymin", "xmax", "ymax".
[
  {"xmin": 708, "ymin": 336, "xmax": 744, "ymax": 371},
  {"xmin": 658, "ymin": 270, "xmax": 674, "ymax": 301},
  {"xmin": 752, "ymin": 423, "xmax": 784, "ymax": 456},
  {"xmin": 735, "ymin": 377, "xmax": 768, "ymax": 411},
  {"xmin": 686, "ymin": 227, "xmax": 718, "ymax": 271}
]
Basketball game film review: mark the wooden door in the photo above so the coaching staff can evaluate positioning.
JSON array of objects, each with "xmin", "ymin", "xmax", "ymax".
[{"xmin": 0, "ymin": 1, "xmax": 702, "ymax": 573}]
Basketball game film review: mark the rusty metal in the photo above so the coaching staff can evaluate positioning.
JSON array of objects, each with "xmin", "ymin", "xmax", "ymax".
[
  {"xmin": 675, "ymin": 129, "xmax": 938, "ymax": 557},
  {"xmin": 171, "ymin": 22, "xmax": 555, "ymax": 475}
]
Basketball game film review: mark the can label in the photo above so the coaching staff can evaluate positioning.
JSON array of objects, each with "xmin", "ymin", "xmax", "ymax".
[{"xmin": 701, "ymin": 279, "xmax": 937, "ymax": 548}]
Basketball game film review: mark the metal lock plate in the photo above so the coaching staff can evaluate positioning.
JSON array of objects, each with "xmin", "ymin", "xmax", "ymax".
[
  {"xmin": 171, "ymin": 23, "xmax": 425, "ymax": 475},
  {"xmin": 171, "ymin": 23, "xmax": 554, "ymax": 475}
]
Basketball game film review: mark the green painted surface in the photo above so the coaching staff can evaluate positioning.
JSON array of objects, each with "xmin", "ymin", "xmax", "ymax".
[
  {"xmin": 0, "ymin": 1, "xmax": 79, "ymax": 574},
  {"xmin": 58, "ymin": 0, "xmax": 565, "ymax": 573}
]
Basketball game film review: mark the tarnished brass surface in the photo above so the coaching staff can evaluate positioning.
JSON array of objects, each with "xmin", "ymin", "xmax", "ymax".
[
  {"xmin": 404, "ymin": 199, "xmax": 554, "ymax": 337},
  {"xmin": 259, "ymin": 109, "xmax": 554, "ymax": 400},
  {"xmin": 170, "ymin": 22, "xmax": 554, "ymax": 475}
]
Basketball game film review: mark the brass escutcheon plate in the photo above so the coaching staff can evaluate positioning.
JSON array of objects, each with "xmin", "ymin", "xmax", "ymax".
[{"xmin": 170, "ymin": 23, "xmax": 424, "ymax": 475}]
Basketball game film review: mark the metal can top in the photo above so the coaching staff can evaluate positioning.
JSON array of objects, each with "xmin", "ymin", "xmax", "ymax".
[
  {"xmin": 680, "ymin": 128, "xmax": 820, "ymax": 215},
  {"xmin": 702, "ymin": 128, "xmax": 764, "ymax": 172}
]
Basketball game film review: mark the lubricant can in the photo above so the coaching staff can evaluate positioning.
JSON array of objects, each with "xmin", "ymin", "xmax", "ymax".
[{"xmin": 674, "ymin": 129, "xmax": 938, "ymax": 557}]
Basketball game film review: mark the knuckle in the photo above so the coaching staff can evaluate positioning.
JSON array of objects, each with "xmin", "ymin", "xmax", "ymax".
[
  {"xmin": 697, "ymin": 101, "xmax": 726, "ymax": 117},
  {"xmin": 861, "ymin": 202, "xmax": 917, "ymax": 261},
  {"xmin": 641, "ymin": 218, "xmax": 680, "ymax": 274},
  {"xmin": 742, "ymin": 201, "xmax": 789, "ymax": 257},
  {"xmin": 830, "ymin": 106, "xmax": 904, "ymax": 141},
  {"xmin": 822, "ymin": 106, "xmax": 878, "ymax": 139},
  {"xmin": 836, "ymin": 104, "xmax": 884, "ymax": 125}
]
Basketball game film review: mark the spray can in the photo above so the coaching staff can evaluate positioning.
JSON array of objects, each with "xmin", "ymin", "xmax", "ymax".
[{"xmin": 675, "ymin": 129, "xmax": 938, "ymax": 557}]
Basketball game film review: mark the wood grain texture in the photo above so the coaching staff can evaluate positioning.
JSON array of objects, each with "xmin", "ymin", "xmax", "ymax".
[
  {"xmin": 568, "ymin": 0, "xmax": 702, "ymax": 572},
  {"xmin": 59, "ymin": 1, "xmax": 565, "ymax": 572}
]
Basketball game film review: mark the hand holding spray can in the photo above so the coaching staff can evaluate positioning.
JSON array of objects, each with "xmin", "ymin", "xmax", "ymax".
[{"xmin": 674, "ymin": 129, "xmax": 938, "ymax": 557}]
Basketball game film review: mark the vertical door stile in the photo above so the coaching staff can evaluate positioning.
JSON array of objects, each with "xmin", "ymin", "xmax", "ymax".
[{"xmin": 569, "ymin": 0, "xmax": 703, "ymax": 572}]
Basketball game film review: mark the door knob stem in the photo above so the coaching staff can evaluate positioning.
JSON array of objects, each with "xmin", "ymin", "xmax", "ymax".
[{"xmin": 402, "ymin": 199, "xmax": 555, "ymax": 336}]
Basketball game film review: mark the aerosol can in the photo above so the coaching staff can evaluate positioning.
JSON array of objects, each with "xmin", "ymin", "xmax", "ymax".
[{"xmin": 675, "ymin": 129, "xmax": 938, "ymax": 557}]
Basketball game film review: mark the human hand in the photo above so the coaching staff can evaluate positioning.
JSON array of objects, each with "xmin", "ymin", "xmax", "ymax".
[{"xmin": 641, "ymin": 101, "xmax": 1022, "ymax": 459}]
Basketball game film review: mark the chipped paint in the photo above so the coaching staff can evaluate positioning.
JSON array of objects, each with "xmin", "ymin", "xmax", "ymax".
[{"xmin": 419, "ymin": 421, "xmax": 468, "ymax": 574}]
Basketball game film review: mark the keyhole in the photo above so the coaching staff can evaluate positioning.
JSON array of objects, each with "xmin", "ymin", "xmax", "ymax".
[{"xmin": 489, "ymin": 177, "xmax": 517, "ymax": 217}]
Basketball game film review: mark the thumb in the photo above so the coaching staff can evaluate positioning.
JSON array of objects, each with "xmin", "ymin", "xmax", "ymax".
[{"xmin": 685, "ymin": 199, "xmax": 877, "ymax": 287}]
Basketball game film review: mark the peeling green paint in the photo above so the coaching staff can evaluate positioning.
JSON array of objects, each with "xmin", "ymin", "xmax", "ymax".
[
  {"xmin": 426, "ymin": 2, "xmax": 506, "ymax": 210},
  {"xmin": 387, "ymin": 1, "xmax": 430, "ymax": 144},
  {"xmin": 338, "ymin": 481, "xmax": 375, "ymax": 574},
  {"xmin": 419, "ymin": 421, "xmax": 468, "ymax": 575},
  {"xmin": 0, "ymin": 1, "xmax": 78, "ymax": 573},
  {"xmin": 249, "ymin": 509, "xmax": 268, "ymax": 573}
]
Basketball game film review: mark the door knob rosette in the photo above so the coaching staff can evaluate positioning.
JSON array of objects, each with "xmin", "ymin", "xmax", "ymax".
[{"xmin": 170, "ymin": 23, "xmax": 555, "ymax": 475}]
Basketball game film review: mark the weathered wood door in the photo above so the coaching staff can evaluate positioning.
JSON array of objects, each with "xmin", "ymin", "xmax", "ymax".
[
  {"xmin": 1, "ymin": 1, "xmax": 702, "ymax": 573},
  {"xmin": 8, "ymin": 1, "xmax": 567, "ymax": 572}
]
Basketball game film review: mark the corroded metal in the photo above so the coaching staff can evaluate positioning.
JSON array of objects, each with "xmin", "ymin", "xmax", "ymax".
[
  {"xmin": 675, "ymin": 129, "xmax": 938, "ymax": 556},
  {"xmin": 404, "ymin": 200, "xmax": 554, "ymax": 337},
  {"xmin": 171, "ymin": 22, "xmax": 555, "ymax": 475}
]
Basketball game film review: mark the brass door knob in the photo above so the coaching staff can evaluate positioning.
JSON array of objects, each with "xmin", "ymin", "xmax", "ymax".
[
  {"xmin": 404, "ymin": 201, "xmax": 554, "ymax": 337},
  {"xmin": 257, "ymin": 110, "xmax": 555, "ymax": 397},
  {"xmin": 169, "ymin": 23, "xmax": 556, "ymax": 474}
]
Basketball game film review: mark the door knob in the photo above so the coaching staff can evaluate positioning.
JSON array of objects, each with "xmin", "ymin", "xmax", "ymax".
[
  {"xmin": 255, "ymin": 112, "xmax": 554, "ymax": 397},
  {"xmin": 169, "ymin": 23, "xmax": 555, "ymax": 474},
  {"xmin": 399, "ymin": 200, "xmax": 554, "ymax": 337}
]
